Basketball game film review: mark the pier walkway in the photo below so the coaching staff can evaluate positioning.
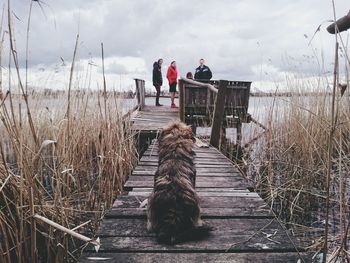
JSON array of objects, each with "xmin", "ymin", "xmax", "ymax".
[{"xmin": 78, "ymin": 79, "xmax": 310, "ymax": 262}]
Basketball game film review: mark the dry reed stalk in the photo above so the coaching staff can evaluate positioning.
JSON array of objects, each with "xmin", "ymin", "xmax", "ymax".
[
  {"xmin": 0, "ymin": 4, "xmax": 4, "ymax": 100},
  {"xmin": 33, "ymin": 214, "xmax": 100, "ymax": 251},
  {"xmin": 323, "ymin": 2, "xmax": 340, "ymax": 261},
  {"xmin": 0, "ymin": 3, "xmax": 137, "ymax": 262},
  {"xmin": 65, "ymin": 34, "xmax": 79, "ymax": 144},
  {"xmin": 25, "ymin": 0, "xmax": 33, "ymax": 96}
]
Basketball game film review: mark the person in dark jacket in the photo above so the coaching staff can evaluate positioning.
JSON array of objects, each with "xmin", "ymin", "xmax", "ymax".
[
  {"xmin": 194, "ymin": 58, "xmax": 212, "ymax": 81},
  {"xmin": 152, "ymin": 58, "xmax": 163, "ymax": 106}
]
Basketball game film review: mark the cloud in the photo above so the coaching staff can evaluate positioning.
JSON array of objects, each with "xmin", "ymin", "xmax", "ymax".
[{"xmin": 3, "ymin": 0, "xmax": 349, "ymax": 91}]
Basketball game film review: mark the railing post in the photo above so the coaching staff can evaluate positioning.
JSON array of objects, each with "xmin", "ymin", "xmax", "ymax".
[
  {"xmin": 178, "ymin": 79, "xmax": 185, "ymax": 121},
  {"xmin": 210, "ymin": 80, "xmax": 228, "ymax": 148},
  {"xmin": 140, "ymin": 80, "xmax": 145, "ymax": 109},
  {"xmin": 135, "ymin": 79, "xmax": 141, "ymax": 107},
  {"xmin": 134, "ymin": 79, "xmax": 145, "ymax": 110}
]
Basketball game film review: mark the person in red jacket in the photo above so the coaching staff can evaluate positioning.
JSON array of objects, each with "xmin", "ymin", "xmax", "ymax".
[{"xmin": 166, "ymin": 61, "xmax": 178, "ymax": 108}]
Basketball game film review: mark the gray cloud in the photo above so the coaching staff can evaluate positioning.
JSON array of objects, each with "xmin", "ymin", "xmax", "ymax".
[{"xmin": 3, "ymin": 0, "xmax": 350, "ymax": 91}]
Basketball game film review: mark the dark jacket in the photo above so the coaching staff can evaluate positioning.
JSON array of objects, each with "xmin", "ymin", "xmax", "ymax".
[
  {"xmin": 194, "ymin": 65, "xmax": 212, "ymax": 80},
  {"xmin": 152, "ymin": 62, "xmax": 163, "ymax": 86}
]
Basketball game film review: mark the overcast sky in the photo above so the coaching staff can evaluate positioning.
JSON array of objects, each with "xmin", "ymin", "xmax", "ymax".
[{"xmin": 2, "ymin": 0, "xmax": 349, "ymax": 91}]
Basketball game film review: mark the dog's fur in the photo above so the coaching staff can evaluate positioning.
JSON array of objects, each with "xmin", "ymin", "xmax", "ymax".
[{"xmin": 147, "ymin": 121, "xmax": 211, "ymax": 244}]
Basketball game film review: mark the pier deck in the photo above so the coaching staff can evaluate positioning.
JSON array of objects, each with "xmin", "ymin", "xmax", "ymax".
[
  {"xmin": 78, "ymin": 78, "xmax": 311, "ymax": 262},
  {"xmin": 79, "ymin": 104, "xmax": 309, "ymax": 262}
]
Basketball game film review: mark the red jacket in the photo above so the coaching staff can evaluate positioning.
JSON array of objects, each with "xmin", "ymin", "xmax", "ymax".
[{"xmin": 166, "ymin": 66, "xmax": 178, "ymax": 84}]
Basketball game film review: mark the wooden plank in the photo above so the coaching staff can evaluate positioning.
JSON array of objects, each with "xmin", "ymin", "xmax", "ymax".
[
  {"xmin": 137, "ymin": 161, "xmax": 234, "ymax": 167},
  {"xmin": 112, "ymin": 195, "xmax": 268, "ymax": 209},
  {"xmin": 80, "ymin": 252, "xmax": 312, "ymax": 263},
  {"xmin": 132, "ymin": 171, "xmax": 243, "ymax": 177},
  {"xmin": 106, "ymin": 207, "xmax": 272, "ymax": 219},
  {"xmin": 127, "ymin": 176, "xmax": 245, "ymax": 185},
  {"xmin": 133, "ymin": 165, "xmax": 239, "ymax": 172},
  {"xmin": 210, "ymin": 80, "xmax": 228, "ymax": 148},
  {"xmin": 124, "ymin": 179, "xmax": 248, "ymax": 189},
  {"xmin": 127, "ymin": 191, "xmax": 258, "ymax": 197},
  {"xmin": 140, "ymin": 156, "xmax": 229, "ymax": 163},
  {"xmin": 87, "ymin": 219, "xmax": 301, "ymax": 252},
  {"xmin": 89, "ymin": 234, "xmax": 300, "ymax": 253},
  {"xmin": 142, "ymin": 151, "xmax": 226, "ymax": 158},
  {"xmin": 131, "ymin": 187, "xmax": 251, "ymax": 193},
  {"xmin": 143, "ymin": 146, "xmax": 221, "ymax": 152},
  {"xmin": 95, "ymin": 218, "xmax": 286, "ymax": 238}
]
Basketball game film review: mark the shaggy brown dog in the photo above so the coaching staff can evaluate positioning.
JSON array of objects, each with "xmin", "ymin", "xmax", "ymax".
[{"xmin": 147, "ymin": 121, "xmax": 211, "ymax": 244}]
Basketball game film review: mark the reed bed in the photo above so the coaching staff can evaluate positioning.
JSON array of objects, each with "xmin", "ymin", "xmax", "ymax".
[
  {"xmin": 0, "ymin": 90, "xmax": 137, "ymax": 263},
  {"xmin": 246, "ymin": 77, "xmax": 350, "ymax": 261}
]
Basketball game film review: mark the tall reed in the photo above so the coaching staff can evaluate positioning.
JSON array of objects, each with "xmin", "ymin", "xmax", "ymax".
[
  {"xmin": 0, "ymin": 2, "xmax": 137, "ymax": 261},
  {"xmin": 248, "ymin": 77, "xmax": 350, "ymax": 261}
]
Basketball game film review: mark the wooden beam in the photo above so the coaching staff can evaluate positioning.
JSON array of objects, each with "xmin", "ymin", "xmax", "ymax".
[
  {"xmin": 134, "ymin": 79, "xmax": 141, "ymax": 107},
  {"xmin": 327, "ymin": 10, "xmax": 350, "ymax": 34},
  {"xmin": 210, "ymin": 80, "xmax": 228, "ymax": 148},
  {"xmin": 181, "ymin": 77, "xmax": 217, "ymax": 93},
  {"xmin": 236, "ymin": 121, "xmax": 242, "ymax": 146},
  {"xmin": 178, "ymin": 79, "xmax": 185, "ymax": 121},
  {"xmin": 134, "ymin": 79, "xmax": 145, "ymax": 110}
]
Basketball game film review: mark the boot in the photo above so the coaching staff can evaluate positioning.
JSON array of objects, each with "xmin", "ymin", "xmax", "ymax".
[{"xmin": 156, "ymin": 97, "xmax": 163, "ymax": 106}]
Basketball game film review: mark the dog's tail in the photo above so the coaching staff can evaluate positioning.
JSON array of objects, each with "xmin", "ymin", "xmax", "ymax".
[{"xmin": 157, "ymin": 224, "xmax": 213, "ymax": 245}]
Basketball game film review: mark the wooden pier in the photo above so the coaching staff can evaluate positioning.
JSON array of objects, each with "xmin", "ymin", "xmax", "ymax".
[{"xmin": 78, "ymin": 79, "xmax": 311, "ymax": 262}]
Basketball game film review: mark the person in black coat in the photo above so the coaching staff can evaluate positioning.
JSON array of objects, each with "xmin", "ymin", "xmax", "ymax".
[
  {"xmin": 153, "ymin": 59, "xmax": 163, "ymax": 106},
  {"xmin": 194, "ymin": 59, "xmax": 212, "ymax": 81}
]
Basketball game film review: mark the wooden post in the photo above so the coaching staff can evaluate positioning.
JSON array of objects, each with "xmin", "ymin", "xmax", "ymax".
[
  {"xmin": 236, "ymin": 121, "xmax": 242, "ymax": 146},
  {"xmin": 210, "ymin": 80, "xmax": 228, "ymax": 148},
  {"xmin": 140, "ymin": 80, "xmax": 145, "ymax": 109},
  {"xmin": 134, "ymin": 79, "xmax": 145, "ymax": 110},
  {"xmin": 135, "ymin": 79, "xmax": 141, "ymax": 107},
  {"xmin": 178, "ymin": 79, "xmax": 185, "ymax": 121}
]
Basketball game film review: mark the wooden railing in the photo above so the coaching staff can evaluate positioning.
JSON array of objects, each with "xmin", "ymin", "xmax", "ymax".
[
  {"xmin": 133, "ymin": 77, "xmax": 252, "ymax": 148},
  {"xmin": 179, "ymin": 78, "xmax": 251, "ymax": 148}
]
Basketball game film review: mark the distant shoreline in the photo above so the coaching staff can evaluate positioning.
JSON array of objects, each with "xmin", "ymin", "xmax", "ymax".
[{"xmin": 145, "ymin": 92, "xmax": 341, "ymax": 98}]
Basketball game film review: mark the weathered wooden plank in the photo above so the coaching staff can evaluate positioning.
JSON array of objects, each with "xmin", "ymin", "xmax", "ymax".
[
  {"xmin": 88, "ymin": 219, "xmax": 301, "ymax": 252},
  {"xmin": 124, "ymin": 179, "xmax": 248, "ymax": 189},
  {"xmin": 127, "ymin": 176, "xmax": 245, "ymax": 185},
  {"xmin": 106, "ymin": 206, "xmax": 272, "ymax": 219},
  {"xmin": 140, "ymin": 156, "xmax": 228, "ymax": 162},
  {"xmin": 142, "ymin": 151, "xmax": 226, "ymax": 156},
  {"xmin": 137, "ymin": 162, "xmax": 235, "ymax": 168},
  {"xmin": 132, "ymin": 170, "xmax": 242, "ymax": 177},
  {"xmin": 128, "ymin": 191, "xmax": 259, "ymax": 198},
  {"xmin": 140, "ymin": 159, "xmax": 231, "ymax": 165},
  {"xmin": 130, "ymin": 187, "xmax": 250, "ymax": 193},
  {"xmin": 133, "ymin": 166, "xmax": 239, "ymax": 173},
  {"xmin": 112, "ymin": 195, "xmax": 268, "ymax": 209},
  {"xmin": 80, "ymin": 252, "xmax": 312, "ymax": 263},
  {"xmin": 145, "ymin": 146, "xmax": 220, "ymax": 152},
  {"xmin": 89, "ymin": 234, "xmax": 299, "ymax": 252}
]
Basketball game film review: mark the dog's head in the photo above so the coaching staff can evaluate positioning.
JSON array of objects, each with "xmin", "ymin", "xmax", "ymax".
[{"xmin": 159, "ymin": 121, "xmax": 195, "ymax": 143}]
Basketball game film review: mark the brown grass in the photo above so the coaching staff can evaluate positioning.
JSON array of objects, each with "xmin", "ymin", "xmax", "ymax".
[
  {"xmin": 0, "ymin": 90, "xmax": 137, "ymax": 262},
  {"xmin": 0, "ymin": 2, "xmax": 137, "ymax": 262}
]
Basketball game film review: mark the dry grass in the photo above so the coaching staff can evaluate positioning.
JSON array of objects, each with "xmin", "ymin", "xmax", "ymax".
[
  {"xmin": 0, "ymin": 2, "xmax": 138, "ymax": 261},
  {"xmin": 247, "ymin": 78, "xmax": 350, "ymax": 261},
  {"xmin": 0, "ymin": 90, "xmax": 137, "ymax": 262}
]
